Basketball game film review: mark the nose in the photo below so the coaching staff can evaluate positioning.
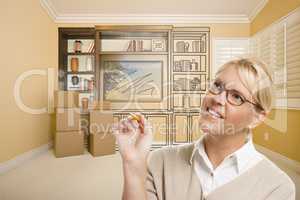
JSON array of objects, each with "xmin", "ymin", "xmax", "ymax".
[{"xmin": 212, "ymin": 90, "xmax": 226, "ymax": 106}]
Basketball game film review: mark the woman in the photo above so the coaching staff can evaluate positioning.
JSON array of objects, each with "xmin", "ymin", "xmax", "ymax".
[{"xmin": 113, "ymin": 58, "xmax": 295, "ymax": 200}]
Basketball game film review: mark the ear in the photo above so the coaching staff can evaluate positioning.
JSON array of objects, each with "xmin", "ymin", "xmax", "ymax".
[{"xmin": 249, "ymin": 110, "xmax": 267, "ymax": 129}]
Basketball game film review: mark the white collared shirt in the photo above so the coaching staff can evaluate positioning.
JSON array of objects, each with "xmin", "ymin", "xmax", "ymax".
[{"xmin": 191, "ymin": 134, "xmax": 264, "ymax": 197}]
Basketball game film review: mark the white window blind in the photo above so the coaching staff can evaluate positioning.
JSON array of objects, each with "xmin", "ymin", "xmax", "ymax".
[
  {"xmin": 251, "ymin": 21, "xmax": 287, "ymax": 103},
  {"xmin": 251, "ymin": 8, "xmax": 300, "ymax": 108},
  {"xmin": 212, "ymin": 38, "xmax": 250, "ymax": 77},
  {"xmin": 286, "ymin": 9, "xmax": 300, "ymax": 103}
]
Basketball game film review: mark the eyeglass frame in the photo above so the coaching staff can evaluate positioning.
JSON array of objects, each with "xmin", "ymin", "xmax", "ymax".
[{"xmin": 208, "ymin": 80, "xmax": 264, "ymax": 112}]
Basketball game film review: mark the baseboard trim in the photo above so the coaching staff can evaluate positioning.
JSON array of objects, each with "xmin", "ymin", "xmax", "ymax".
[
  {"xmin": 0, "ymin": 142, "xmax": 53, "ymax": 175},
  {"xmin": 255, "ymin": 144, "xmax": 300, "ymax": 174}
]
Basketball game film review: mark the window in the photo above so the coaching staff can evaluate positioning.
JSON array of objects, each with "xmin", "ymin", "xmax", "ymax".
[
  {"xmin": 212, "ymin": 38, "xmax": 250, "ymax": 78},
  {"xmin": 251, "ymin": 8, "xmax": 300, "ymax": 109}
]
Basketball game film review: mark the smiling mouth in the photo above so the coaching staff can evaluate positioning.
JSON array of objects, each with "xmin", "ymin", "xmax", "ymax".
[{"xmin": 205, "ymin": 107, "xmax": 224, "ymax": 119}]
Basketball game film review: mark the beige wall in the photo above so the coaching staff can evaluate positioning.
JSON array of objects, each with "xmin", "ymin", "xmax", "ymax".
[
  {"xmin": 202, "ymin": 23, "xmax": 250, "ymax": 37},
  {"xmin": 254, "ymin": 109, "xmax": 300, "ymax": 162},
  {"xmin": 251, "ymin": 0, "xmax": 300, "ymax": 35},
  {"xmin": 0, "ymin": 0, "xmax": 57, "ymax": 163},
  {"xmin": 251, "ymin": 0, "xmax": 300, "ymax": 162}
]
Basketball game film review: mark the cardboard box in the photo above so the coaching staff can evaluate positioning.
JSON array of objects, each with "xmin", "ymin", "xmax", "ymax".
[
  {"xmin": 89, "ymin": 132, "xmax": 116, "ymax": 156},
  {"xmin": 54, "ymin": 91, "xmax": 79, "ymax": 108},
  {"xmin": 89, "ymin": 111, "xmax": 114, "ymax": 134},
  {"xmin": 54, "ymin": 131, "xmax": 84, "ymax": 158},
  {"xmin": 89, "ymin": 110, "xmax": 115, "ymax": 156},
  {"xmin": 56, "ymin": 108, "xmax": 81, "ymax": 131}
]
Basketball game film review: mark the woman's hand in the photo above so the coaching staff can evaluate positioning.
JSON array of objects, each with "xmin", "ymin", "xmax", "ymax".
[
  {"xmin": 113, "ymin": 114, "xmax": 153, "ymax": 200},
  {"xmin": 112, "ymin": 113, "xmax": 153, "ymax": 165}
]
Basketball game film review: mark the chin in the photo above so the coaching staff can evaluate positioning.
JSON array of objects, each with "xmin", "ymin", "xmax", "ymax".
[
  {"xmin": 201, "ymin": 126, "xmax": 225, "ymax": 136},
  {"xmin": 199, "ymin": 117, "xmax": 225, "ymax": 136}
]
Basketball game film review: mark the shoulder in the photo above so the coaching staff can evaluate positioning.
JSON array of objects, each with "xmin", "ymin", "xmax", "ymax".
[
  {"xmin": 148, "ymin": 143, "xmax": 194, "ymax": 160},
  {"xmin": 257, "ymin": 156, "xmax": 295, "ymax": 193},
  {"xmin": 147, "ymin": 143, "xmax": 194, "ymax": 170}
]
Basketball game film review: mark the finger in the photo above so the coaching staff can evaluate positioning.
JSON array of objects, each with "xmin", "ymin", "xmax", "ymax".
[
  {"xmin": 128, "ymin": 119, "xmax": 139, "ymax": 130},
  {"xmin": 112, "ymin": 123, "xmax": 120, "ymax": 135},
  {"xmin": 117, "ymin": 120, "xmax": 130, "ymax": 134},
  {"xmin": 124, "ymin": 120, "xmax": 139, "ymax": 134},
  {"xmin": 123, "ymin": 120, "xmax": 141, "ymax": 144},
  {"xmin": 132, "ymin": 113, "xmax": 146, "ymax": 133},
  {"xmin": 125, "ymin": 115, "xmax": 142, "ymax": 134},
  {"xmin": 128, "ymin": 114, "xmax": 142, "ymax": 129},
  {"xmin": 118, "ymin": 121, "xmax": 126, "ymax": 133},
  {"xmin": 136, "ymin": 113, "xmax": 146, "ymax": 125},
  {"xmin": 112, "ymin": 123, "xmax": 128, "ymax": 139}
]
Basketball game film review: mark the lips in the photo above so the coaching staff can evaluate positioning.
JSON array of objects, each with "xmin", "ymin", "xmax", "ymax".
[{"xmin": 206, "ymin": 107, "xmax": 224, "ymax": 119}]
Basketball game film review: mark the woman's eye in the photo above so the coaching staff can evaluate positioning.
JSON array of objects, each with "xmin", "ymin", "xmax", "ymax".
[{"xmin": 232, "ymin": 93, "xmax": 243, "ymax": 101}]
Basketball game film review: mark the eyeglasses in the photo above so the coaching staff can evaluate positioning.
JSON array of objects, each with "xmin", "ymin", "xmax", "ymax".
[{"xmin": 208, "ymin": 80, "xmax": 264, "ymax": 111}]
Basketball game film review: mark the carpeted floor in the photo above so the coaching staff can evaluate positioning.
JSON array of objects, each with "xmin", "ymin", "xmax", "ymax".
[{"xmin": 0, "ymin": 149, "xmax": 299, "ymax": 200}]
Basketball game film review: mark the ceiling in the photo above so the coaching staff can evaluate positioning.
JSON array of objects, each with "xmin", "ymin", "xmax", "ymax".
[{"xmin": 40, "ymin": 0, "xmax": 268, "ymax": 24}]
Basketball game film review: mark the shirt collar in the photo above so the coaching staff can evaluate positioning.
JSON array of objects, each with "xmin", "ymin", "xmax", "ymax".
[
  {"xmin": 189, "ymin": 136, "xmax": 204, "ymax": 165},
  {"xmin": 190, "ymin": 132, "xmax": 258, "ymax": 173},
  {"xmin": 232, "ymin": 134, "xmax": 258, "ymax": 172}
]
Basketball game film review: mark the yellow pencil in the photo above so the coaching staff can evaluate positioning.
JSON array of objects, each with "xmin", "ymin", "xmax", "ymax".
[{"xmin": 129, "ymin": 113, "xmax": 144, "ymax": 131}]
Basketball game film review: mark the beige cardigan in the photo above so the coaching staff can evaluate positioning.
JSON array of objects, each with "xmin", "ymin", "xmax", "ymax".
[{"xmin": 146, "ymin": 143, "xmax": 295, "ymax": 200}]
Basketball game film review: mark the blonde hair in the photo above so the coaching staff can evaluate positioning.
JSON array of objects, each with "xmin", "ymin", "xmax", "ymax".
[{"xmin": 216, "ymin": 58, "xmax": 273, "ymax": 113}]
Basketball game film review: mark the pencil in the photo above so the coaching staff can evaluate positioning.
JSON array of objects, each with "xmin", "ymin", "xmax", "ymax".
[{"xmin": 129, "ymin": 113, "xmax": 144, "ymax": 131}]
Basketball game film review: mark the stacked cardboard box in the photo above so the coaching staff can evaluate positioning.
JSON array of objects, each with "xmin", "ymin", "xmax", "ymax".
[
  {"xmin": 54, "ymin": 91, "xmax": 84, "ymax": 158},
  {"xmin": 89, "ymin": 101, "xmax": 116, "ymax": 157},
  {"xmin": 54, "ymin": 90, "xmax": 79, "ymax": 108}
]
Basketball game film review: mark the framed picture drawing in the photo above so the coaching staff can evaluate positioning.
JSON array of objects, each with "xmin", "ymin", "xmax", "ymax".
[{"xmin": 103, "ymin": 60, "xmax": 163, "ymax": 102}]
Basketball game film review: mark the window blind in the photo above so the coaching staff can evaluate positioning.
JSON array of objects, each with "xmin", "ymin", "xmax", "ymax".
[
  {"xmin": 251, "ymin": 8, "xmax": 300, "ymax": 108},
  {"xmin": 286, "ymin": 9, "xmax": 300, "ymax": 103},
  {"xmin": 212, "ymin": 38, "xmax": 249, "ymax": 77}
]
